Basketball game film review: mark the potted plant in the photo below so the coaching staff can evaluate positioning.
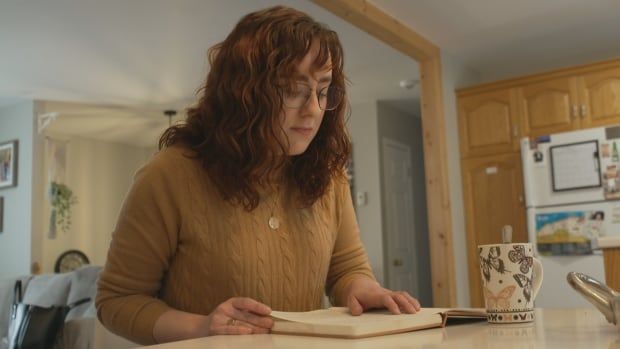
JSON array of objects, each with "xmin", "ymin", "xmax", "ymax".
[{"xmin": 49, "ymin": 181, "xmax": 77, "ymax": 235}]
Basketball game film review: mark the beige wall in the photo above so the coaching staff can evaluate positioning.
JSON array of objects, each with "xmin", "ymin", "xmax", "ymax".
[
  {"xmin": 37, "ymin": 136, "xmax": 154, "ymax": 273},
  {"xmin": 347, "ymin": 101, "xmax": 385, "ymax": 285}
]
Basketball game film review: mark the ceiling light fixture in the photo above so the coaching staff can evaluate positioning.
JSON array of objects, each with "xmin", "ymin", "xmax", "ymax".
[
  {"xmin": 399, "ymin": 79, "xmax": 419, "ymax": 90},
  {"xmin": 163, "ymin": 109, "xmax": 177, "ymax": 126}
]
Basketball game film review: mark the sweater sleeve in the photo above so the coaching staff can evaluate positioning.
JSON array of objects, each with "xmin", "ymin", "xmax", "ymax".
[
  {"xmin": 325, "ymin": 176, "xmax": 376, "ymax": 306},
  {"xmin": 95, "ymin": 149, "xmax": 185, "ymax": 345}
]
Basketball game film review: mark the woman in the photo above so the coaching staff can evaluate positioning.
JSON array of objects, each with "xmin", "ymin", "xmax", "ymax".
[{"xmin": 96, "ymin": 5, "xmax": 420, "ymax": 345}]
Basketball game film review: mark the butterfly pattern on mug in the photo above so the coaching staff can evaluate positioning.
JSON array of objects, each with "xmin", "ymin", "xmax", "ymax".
[
  {"xmin": 508, "ymin": 245, "xmax": 533, "ymax": 274},
  {"xmin": 479, "ymin": 246, "xmax": 508, "ymax": 283},
  {"xmin": 513, "ymin": 273, "xmax": 532, "ymax": 303},
  {"xmin": 484, "ymin": 285, "xmax": 516, "ymax": 309}
]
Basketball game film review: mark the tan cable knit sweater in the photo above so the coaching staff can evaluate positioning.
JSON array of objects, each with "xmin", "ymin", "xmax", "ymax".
[{"xmin": 95, "ymin": 145, "xmax": 375, "ymax": 344}]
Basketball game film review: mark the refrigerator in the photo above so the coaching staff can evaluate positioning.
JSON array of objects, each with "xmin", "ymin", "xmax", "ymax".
[{"xmin": 521, "ymin": 125, "xmax": 620, "ymax": 308}]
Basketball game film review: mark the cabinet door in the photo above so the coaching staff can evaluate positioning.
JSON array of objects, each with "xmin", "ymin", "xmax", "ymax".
[
  {"xmin": 579, "ymin": 66, "xmax": 620, "ymax": 128},
  {"xmin": 458, "ymin": 89, "xmax": 520, "ymax": 157},
  {"xmin": 461, "ymin": 153, "xmax": 528, "ymax": 307},
  {"xmin": 519, "ymin": 77, "xmax": 580, "ymax": 137}
]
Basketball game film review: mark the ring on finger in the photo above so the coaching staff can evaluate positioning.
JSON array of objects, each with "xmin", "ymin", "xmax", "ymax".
[{"xmin": 227, "ymin": 318, "xmax": 238, "ymax": 326}]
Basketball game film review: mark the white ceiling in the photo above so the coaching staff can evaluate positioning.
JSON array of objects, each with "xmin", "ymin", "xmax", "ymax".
[
  {"xmin": 2, "ymin": 1, "xmax": 620, "ymax": 147},
  {"xmin": 0, "ymin": 0, "xmax": 420, "ymax": 147},
  {"xmin": 372, "ymin": 0, "xmax": 620, "ymax": 81}
]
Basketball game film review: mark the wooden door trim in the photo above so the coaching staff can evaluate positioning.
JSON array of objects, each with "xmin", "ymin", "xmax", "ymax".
[
  {"xmin": 312, "ymin": 0, "xmax": 457, "ymax": 307},
  {"xmin": 461, "ymin": 157, "xmax": 483, "ymax": 307}
]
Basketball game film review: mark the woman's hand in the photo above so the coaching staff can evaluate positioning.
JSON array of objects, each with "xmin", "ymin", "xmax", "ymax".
[
  {"xmin": 204, "ymin": 297, "xmax": 274, "ymax": 335},
  {"xmin": 345, "ymin": 278, "xmax": 421, "ymax": 316},
  {"xmin": 153, "ymin": 297, "xmax": 273, "ymax": 342}
]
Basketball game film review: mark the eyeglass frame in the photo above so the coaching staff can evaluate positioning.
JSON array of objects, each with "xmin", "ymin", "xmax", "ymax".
[{"xmin": 281, "ymin": 84, "xmax": 344, "ymax": 111}]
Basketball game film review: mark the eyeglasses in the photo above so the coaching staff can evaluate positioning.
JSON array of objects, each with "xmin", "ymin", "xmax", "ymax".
[{"xmin": 282, "ymin": 85, "xmax": 344, "ymax": 111}]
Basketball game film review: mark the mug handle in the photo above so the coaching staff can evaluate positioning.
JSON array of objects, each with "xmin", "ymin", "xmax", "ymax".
[{"xmin": 532, "ymin": 258, "xmax": 544, "ymax": 299}]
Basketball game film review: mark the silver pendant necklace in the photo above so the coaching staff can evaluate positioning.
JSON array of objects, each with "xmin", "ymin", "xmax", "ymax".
[
  {"xmin": 267, "ymin": 186, "xmax": 280, "ymax": 230},
  {"xmin": 268, "ymin": 216, "xmax": 280, "ymax": 230}
]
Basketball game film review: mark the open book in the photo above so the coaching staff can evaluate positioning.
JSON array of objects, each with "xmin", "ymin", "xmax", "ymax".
[{"xmin": 270, "ymin": 307, "xmax": 486, "ymax": 339}]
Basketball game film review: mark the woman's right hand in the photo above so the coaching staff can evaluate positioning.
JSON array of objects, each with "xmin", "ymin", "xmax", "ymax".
[{"xmin": 204, "ymin": 297, "xmax": 274, "ymax": 335}]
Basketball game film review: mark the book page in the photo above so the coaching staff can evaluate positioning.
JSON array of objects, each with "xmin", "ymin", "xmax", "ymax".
[
  {"xmin": 271, "ymin": 307, "xmax": 449, "ymax": 324},
  {"xmin": 270, "ymin": 307, "xmax": 457, "ymax": 338}
]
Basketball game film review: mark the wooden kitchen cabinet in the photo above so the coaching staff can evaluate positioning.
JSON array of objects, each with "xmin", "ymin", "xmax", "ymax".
[
  {"xmin": 461, "ymin": 152, "xmax": 528, "ymax": 307},
  {"xmin": 516, "ymin": 65, "xmax": 620, "ymax": 138},
  {"xmin": 457, "ymin": 59, "xmax": 620, "ymax": 155},
  {"xmin": 518, "ymin": 76, "xmax": 580, "ymax": 138},
  {"xmin": 518, "ymin": 66, "xmax": 620, "ymax": 135},
  {"xmin": 458, "ymin": 88, "xmax": 520, "ymax": 157},
  {"xmin": 579, "ymin": 66, "xmax": 620, "ymax": 128}
]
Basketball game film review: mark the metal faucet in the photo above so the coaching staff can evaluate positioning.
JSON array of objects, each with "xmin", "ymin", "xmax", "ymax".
[{"xmin": 567, "ymin": 272, "xmax": 619, "ymax": 326}]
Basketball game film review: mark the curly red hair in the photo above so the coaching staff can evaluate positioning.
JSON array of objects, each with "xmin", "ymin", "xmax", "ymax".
[{"xmin": 159, "ymin": 6, "xmax": 351, "ymax": 210}]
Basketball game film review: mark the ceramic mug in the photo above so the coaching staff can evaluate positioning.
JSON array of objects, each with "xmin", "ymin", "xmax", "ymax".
[{"xmin": 478, "ymin": 243, "xmax": 543, "ymax": 323}]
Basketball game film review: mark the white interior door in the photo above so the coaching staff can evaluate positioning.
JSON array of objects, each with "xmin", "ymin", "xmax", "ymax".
[{"xmin": 382, "ymin": 138, "xmax": 418, "ymax": 295}]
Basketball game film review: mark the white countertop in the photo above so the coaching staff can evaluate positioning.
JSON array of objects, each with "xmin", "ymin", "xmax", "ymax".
[
  {"xmin": 594, "ymin": 236, "xmax": 620, "ymax": 249},
  {"xmin": 141, "ymin": 308, "xmax": 620, "ymax": 349}
]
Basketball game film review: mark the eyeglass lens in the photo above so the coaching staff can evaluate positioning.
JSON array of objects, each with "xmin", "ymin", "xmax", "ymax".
[{"xmin": 284, "ymin": 86, "xmax": 343, "ymax": 110}]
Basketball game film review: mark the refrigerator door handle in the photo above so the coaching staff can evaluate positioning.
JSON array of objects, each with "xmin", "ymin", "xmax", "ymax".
[
  {"xmin": 593, "ymin": 151, "xmax": 599, "ymax": 173},
  {"xmin": 520, "ymin": 137, "xmax": 535, "ymax": 207}
]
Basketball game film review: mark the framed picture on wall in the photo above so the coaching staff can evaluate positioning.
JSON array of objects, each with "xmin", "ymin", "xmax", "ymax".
[{"xmin": 0, "ymin": 140, "xmax": 18, "ymax": 189}]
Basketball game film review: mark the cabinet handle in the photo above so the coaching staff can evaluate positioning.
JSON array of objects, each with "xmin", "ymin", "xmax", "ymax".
[
  {"xmin": 513, "ymin": 125, "xmax": 519, "ymax": 137},
  {"xmin": 581, "ymin": 105, "xmax": 587, "ymax": 117},
  {"xmin": 572, "ymin": 105, "xmax": 579, "ymax": 118}
]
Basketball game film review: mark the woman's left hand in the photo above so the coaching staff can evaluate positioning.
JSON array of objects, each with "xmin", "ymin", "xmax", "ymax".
[{"xmin": 345, "ymin": 278, "xmax": 421, "ymax": 316}]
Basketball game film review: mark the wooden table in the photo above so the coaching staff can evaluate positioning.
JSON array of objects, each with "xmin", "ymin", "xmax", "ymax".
[{"xmin": 141, "ymin": 309, "xmax": 619, "ymax": 349}]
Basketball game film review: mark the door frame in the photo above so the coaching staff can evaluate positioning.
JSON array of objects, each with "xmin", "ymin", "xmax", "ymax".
[{"xmin": 312, "ymin": 0, "xmax": 457, "ymax": 306}]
